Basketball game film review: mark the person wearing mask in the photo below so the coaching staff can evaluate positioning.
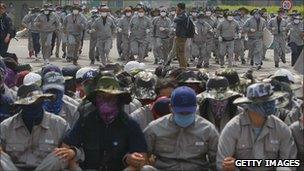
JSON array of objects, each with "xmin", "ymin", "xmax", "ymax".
[
  {"xmin": 192, "ymin": 12, "xmax": 213, "ymax": 68},
  {"xmin": 34, "ymin": 4, "xmax": 60, "ymax": 65},
  {"xmin": 60, "ymin": 5, "xmax": 71, "ymax": 59},
  {"xmin": 287, "ymin": 14, "xmax": 304, "ymax": 66},
  {"xmin": 144, "ymin": 86, "xmax": 219, "ymax": 170},
  {"xmin": 22, "ymin": 7, "xmax": 41, "ymax": 59},
  {"xmin": 0, "ymin": 3, "xmax": 15, "ymax": 57},
  {"xmin": 0, "ymin": 84, "xmax": 70, "ymax": 170},
  {"xmin": 267, "ymin": 8, "xmax": 289, "ymax": 68},
  {"xmin": 243, "ymin": 9, "xmax": 266, "ymax": 70},
  {"xmin": 87, "ymin": 9, "xmax": 100, "ymax": 65},
  {"xmin": 216, "ymin": 83, "xmax": 297, "ymax": 171},
  {"xmin": 117, "ymin": 7, "xmax": 133, "ymax": 62},
  {"xmin": 152, "ymin": 7, "xmax": 171, "ymax": 65},
  {"xmin": 130, "ymin": 7, "xmax": 152, "ymax": 63},
  {"xmin": 91, "ymin": 6, "xmax": 116, "ymax": 66},
  {"xmin": 62, "ymin": 76, "xmax": 149, "ymax": 171},
  {"xmin": 217, "ymin": 10, "xmax": 241, "ymax": 68},
  {"xmin": 51, "ymin": 6, "xmax": 62, "ymax": 59},
  {"xmin": 233, "ymin": 10, "xmax": 246, "ymax": 64},
  {"xmin": 203, "ymin": 8, "xmax": 217, "ymax": 65},
  {"xmin": 63, "ymin": 5, "xmax": 87, "ymax": 65}
]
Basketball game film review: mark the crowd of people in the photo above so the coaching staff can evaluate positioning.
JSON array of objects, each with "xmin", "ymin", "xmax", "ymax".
[
  {"xmin": 0, "ymin": 1, "xmax": 304, "ymax": 171},
  {"xmin": 1, "ymin": 2, "xmax": 304, "ymax": 69}
]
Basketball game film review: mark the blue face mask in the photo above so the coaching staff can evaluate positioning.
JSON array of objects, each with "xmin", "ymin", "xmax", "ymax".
[
  {"xmin": 173, "ymin": 113, "xmax": 196, "ymax": 128},
  {"xmin": 246, "ymin": 100, "xmax": 276, "ymax": 117},
  {"xmin": 43, "ymin": 90, "xmax": 64, "ymax": 115}
]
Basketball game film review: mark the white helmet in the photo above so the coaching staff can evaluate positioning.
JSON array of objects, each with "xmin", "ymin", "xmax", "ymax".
[
  {"xmin": 274, "ymin": 69, "xmax": 295, "ymax": 83},
  {"xmin": 124, "ymin": 61, "xmax": 145, "ymax": 74},
  {"xmin": 23, "ymin": 72, "xmax": 42, "ymax": 86},
  {"xmin": 76, "ymin": 67, "xmax": 92, "ymax": 80}
]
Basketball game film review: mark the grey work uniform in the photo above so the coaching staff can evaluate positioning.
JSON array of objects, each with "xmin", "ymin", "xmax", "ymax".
[
  {"xmin": 34, "ymin": 12, "xmax": 60, "ymax": 60},
  {"xmin": 130, "ymin": 105, "xmax": 153, "ymax": 130},
  {"xmin": 287, "ymin": 21, "xmax": 304, "ymax": 66},
  {"xmin": 267, "ymin": 17, "xmax": 289, "ymax": 65},
  {"xmin": 22, "ymin": 12, "xmax": 40, "ymax": 53},
  {"xmin": 58, "ymin": 95, "xmax": 80, "ymax": 128},
  {"xmin": 91, "ymin": 16, "xmax": 116, "ymax": 65},
  {"xmin": 144, "ymin": 114, "xmax": 219, "ymax": 171},
  {"xmin": 129, "ymin": 15, "xmax": 152, "ymax": 62},
  {"xmin": 63, "ymin": 13, "xmax": 87, "ymax": 62},
  {"xmin": 117, "ymin": 15, "xmax": 133, "ymax": 61},
  {"xmin": 216, "ymin": 111, "xmax": 297, "ymax": 171},
  {"xmin": 192, "ymin": 20, "xmax": 212, "ymax": 67},
  {"xmin": 234, "ymin": 17, "xmax": 246, "ymax": 62},
  {"xmin": 243, "ymin": 16, "xmax": 266, "ymax": 67},
  {"xmin": 0, "ymin": 112, "xmax": 70, "ymax": 171},
  {"xmin": 152, "ymin": 16, "xmax": 171, "ymax": 63},
  {"xmin": 289, "ymin": 120, "xmax": 304, "ymax": 171},
  {"xmin": 203, "ymin": 17, "xmax": 217, "ymax": 61},
  {"xmin": 87, "ymin": 17, "xmax": 99, "ymax": 63},
  {"xmin": 217, "ymin": 19, "xmax": 240, "ymax": 67}
]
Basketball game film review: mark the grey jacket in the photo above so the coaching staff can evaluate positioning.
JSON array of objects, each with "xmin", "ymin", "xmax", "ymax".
[
  {"xmin": 243, "ymin": 16, "xmax": 266, "ymax": 39},
  {"xmin": 63, "ymin": 13, "xmax": 87, "ymax": 35},
  {"xmin": 144, "ymin": 114, "xmax": 219, "ymax": 171},
  {"xmin": 267, "ymin": 17, "xmax": 289, "ymax": 38},
  {"xmin": 22, "ymin": 13, "xmax": 40, "ymax": 32},
  {"xmin": 216, "ymin": 111, "xmax": 297, "ymax": 171},
  {"xmin": 34, "ymin": 12, "xmax": 60, "ymax": 32},
  {"xmin": 91, "ymin": 16, "xmax": 116, "ymax": 40},
  {"xmin": 117, "ymin": 15, "xmax": 132, "ymax": 35},
  {"xmin": 130, "ymin": 105, "xmax": 153, "ymax": 130},
  {"xmin": 287, "ymin": 21, "xmax": 304, "ymax": 46},
  {"xmin": 192, "ymin": 20, "xmax": 213, "ymax": 43},
  {"xmin": 217, "ymin": 19, "xmax": 240, "ymax": 40},
  {"xmin": 152, "ymin": 16, "xmax": 171, "ymax": 39},
  {"xmin": 289, "ymin": 120, "xmax": 304, "ymax": 171},
  {"xmin": 130, "ymin": 15, "xmax": 152, "ymax": 40}
]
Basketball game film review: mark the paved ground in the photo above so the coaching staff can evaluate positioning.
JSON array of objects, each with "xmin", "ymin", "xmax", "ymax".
[{"xmin": 8, "ymin": 38, "xmax": 303, "ymax": 83}]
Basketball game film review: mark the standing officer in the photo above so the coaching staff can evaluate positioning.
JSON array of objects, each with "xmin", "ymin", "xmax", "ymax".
[
  {"xmin": 91, "ymin": 6, "xmax": 116, "ymax": 66},
  {"xmin": 233, "ymin": 10, "xmax": 246, "ymax": 64},
  {"xmin": 216, "ymin": 83, "xmax": 297, "ymax": 171},
  {"xmin": 267, "ymin": 8, "xmax": 289, "ymax": 67},
  {"xmin": 34, "ymin": 4, "xmax": 60, "ymax": 65},
  {"xmin": 0, "ymin": 3, "xmax": 15, "ymax": 57},
  {"xmin": 287, "ymin": 14, "xmax": 304, "ymax": 66},
  {"xmin": 87, "ymin": 9, "xmax": 99, "ymax": 65},
  {"xmin": 152, "ymin": 7, "xmax": 171, "ymax": 65},
  {"xmin": 130, "ymin": 6, "xmax": 152, "ymax": 62},
  {"xmin": 117, "ymin": 7, "xmax": 133, "ymax": 62},
  {"xmin": 63, "ymin": 5, "xmax": 87, "ymax": 65},
  {"xmin": 217, "ymin": 11, "xmax": 241, "ymax": 67},
  {"xmin": 203, "ymin": 8, "xmax": 217, "ymax": 65},
  {"xmin": 243, "ymin": 9, "xmax": 266, "ymax": 70},
  {"xmin": 192, "ymin": 13, "xmax": 212, "ymax": 68}
]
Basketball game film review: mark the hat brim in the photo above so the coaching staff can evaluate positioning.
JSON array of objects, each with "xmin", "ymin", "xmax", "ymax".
[
  {"xmin": 202, "ymin": 90, "xmax": 241, "ymax": 100},
  {"xmin": 42, "ymin": 84, "xmax": 65, "ymax": 92},
  {"xmin": 172, "ymin": 106, "xmax": 197, "ymax": 114},
  {"xmin": 233, "ymin": 91, "xmax": 288, "ymax": 105},
  {"xmin": 14, "ymin": 94, "xmax": 54, "ymax": 105}
]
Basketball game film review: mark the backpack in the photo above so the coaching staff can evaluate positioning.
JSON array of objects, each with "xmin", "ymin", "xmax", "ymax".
[{"xmin": 185, "ymin": 15, "xmax": 195, "ymax": 38}]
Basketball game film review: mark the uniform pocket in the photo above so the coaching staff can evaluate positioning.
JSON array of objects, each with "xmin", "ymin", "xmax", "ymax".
[
  {"xmin": 155, "ymin": 139, "xmax": 175, "ymax": 154},
  {"xmin": 36, "ymin": 143, "xmax": 57, "ymax": 159},
  {"xmin": 265, "ymin": 143, "xmax": 279, "ymax": 159},
  {"xmin": 236, "ymin": 143, "xmax": 253, "ymax": 159},
  {"xmin": 5, "ymin": 143, "xmax": 26, "ymax": 161}
]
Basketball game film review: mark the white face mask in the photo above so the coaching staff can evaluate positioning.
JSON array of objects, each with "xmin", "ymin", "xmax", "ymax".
[
  {"xmin": 294, "ymin": 19, "xmax": 300, "ymax": 24},
  {"xmin": 160, "ymin": 12, "xmax": 166, "ymax": 17},
  {"xmin": 44, "ymin": 10, "xmax": 49, "ymax": 15},
  {"xmin": 101, "ymin": 12, "xmax": 107, "ymax": 17},
  {"xmin": 126, "ymin": 12, "xmax": 132, "ymax": 17},
  {"xmin": 206, "ymin": 11, "xmax": 212, "ymax": 16},
  {"xmin": 170, "ymin": 11, "xmax": 175, "ymax": 15},
  {"xmin": 73, "ymin": 10, "xmax": 79, "ymax": 15},
  {"xmin": 227, "ymin": 16, "xmax": 233, "ymax": 21},
  {"xmin": 138, "ymin": 12, "xmax": 144, "ymax": 17}
]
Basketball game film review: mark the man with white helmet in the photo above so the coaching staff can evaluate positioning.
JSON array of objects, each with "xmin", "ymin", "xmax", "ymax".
[{"xmin": 152, "ymin": 6, "xmax": 172, "ymax": 65}]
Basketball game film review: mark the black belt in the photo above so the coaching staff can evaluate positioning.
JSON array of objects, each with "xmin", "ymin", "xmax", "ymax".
[{"xmin": 223, "ymin": 37, "xmax": 234, "ymax": 42}]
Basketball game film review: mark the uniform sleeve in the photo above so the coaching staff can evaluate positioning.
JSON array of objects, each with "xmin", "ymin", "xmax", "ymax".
[
  {"xmin": 127, "ymin": 119, "xmax": 148, "ymax": 153},
  {"xmin": 143, "ymin": 124, "xmax": 156, "ymax": 155},
  {"xmin": 208, "ymin": 124, "xmax": 219, "ymax": 170},
  {"xmin": 0, "ymin": 123, "xmax": 7, "ymax": 148},
  {"xmin": 81, "ymin": 15, "xmax": 88, "ymax": 30},
  {"xmin": 216, "ymin": 22, "xmax": 222, "ymax": 36},
  {"xmin": 216, "ymin": 119, "xmax": 239, "ymax": 170},
  {"xmin": 243, "ymin": 19, "xmax": 250, "ymax": 32},
  {"xmin": 22, "ymin": 14, "xmax": 30, "ymax": 26},
  {"xmin": 279, "ymin": 124, "xmax": 297, "ymax": 160}
]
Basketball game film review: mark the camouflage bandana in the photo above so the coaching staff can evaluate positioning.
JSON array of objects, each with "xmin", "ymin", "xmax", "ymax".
[{"xmin": 210, "ymin": 99, "xmax": 229, "ymax": 119}]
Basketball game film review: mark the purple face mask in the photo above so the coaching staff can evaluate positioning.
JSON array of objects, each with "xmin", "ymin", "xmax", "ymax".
[{"xmin": 95, "ymin": 95, "xmax": 118, "ymax": 124}]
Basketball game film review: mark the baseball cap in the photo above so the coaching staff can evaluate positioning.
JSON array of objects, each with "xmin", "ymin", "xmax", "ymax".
[
  {"xmin": 42, "ymin": 71, "xmax": 65, "ymax": 92},
  {"xmin": 171, "ymin": 86, "xmax": 197, "ymax": 114},
  {"xmin": 23, "ymin": 72, "xmax": 42, "ymax": 86},
  {"xmin": 41, "ymin": 64, "xmax": 62, "ymax": 77}
]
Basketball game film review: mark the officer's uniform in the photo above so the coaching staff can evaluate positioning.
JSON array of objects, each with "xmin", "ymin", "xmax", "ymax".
[
  {"xmin": 203, "ymin": 17, "xmax": 217, "ymax": 63},
  {"xmin": 234, "ymin": 17, "xmax": 246, "ymax": 63},
  {"xmin": 87, "ymin": 16, "xmax": 99, "ymax": 63},
  {"xmin": 60, "ymin": 12, "xmax": 68, "ymax": 58},
  {"xmin": 192, "ymin": 19, "xmax": 212, "ymax": 67},
  {"xmin": 216, "ymin": 111, "xmax": 297, "ymax": 171},
  {"xmin": 116, "ymin": 16, "xmax": 123, "ymax": 59},
  {"xmin": 267, "ymin": 17, "xmax": 289, "ymax": 66},
  {"xmin": 243, "ymin": 16, "xmax": 266, "ymax": 68},
  {"xmin": 0, "ymin": 112, "xmax": 70, "ymax": 170},
  {"xmin": 217, "ymin": 19, "xmax": 240, "ymax": 67},
  {"xmin": 152, "ymin": 16, "xmax": 171, "ymax": 64},
  {"xmin": 289, "ymin": 120, "xmax": 304, "ymax": 171},
  {"xmin": 117, "ymin": 15, "xmax": 133, "ymax": 61},
  {"xmin": 287, "ymin": 20, "xmax": 304, "ymax": 66},
  {"xmin": 34, "ymin": 12, "xmax": 60, "ymax": 62},
  {"xmin": 91, "ymin": 16, "xmax": 116, "ymax": 65},
  {"xmin": 129, "ymin": 15, "xmax": 152, "ymax": 62},
  {"xmin": 63, "ymin": 13, "xmax": 87, "ymax": 63},
  {"xmin": 22, "ymin": 12, "xmax": 40, "ymax": 56},
  {"xmin": 144, "ymin": 114, "xmax": 219, "ymax": 170}
]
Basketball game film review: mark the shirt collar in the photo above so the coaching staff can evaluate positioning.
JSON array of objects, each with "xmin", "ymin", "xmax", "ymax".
[{"xmin": 240, "ymin": 111, "xmax": 275, "ymax": 128}]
